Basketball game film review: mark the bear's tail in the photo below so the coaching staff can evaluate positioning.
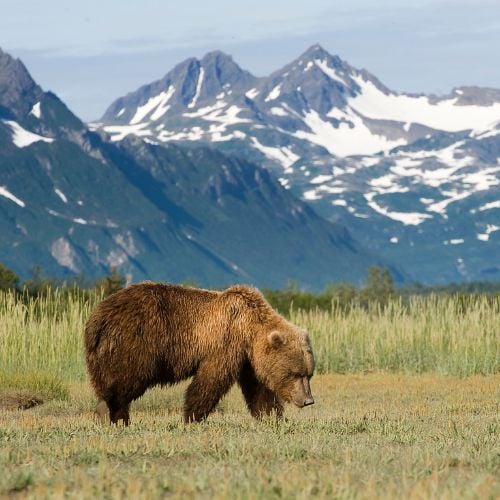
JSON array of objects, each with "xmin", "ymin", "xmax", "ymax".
[{"xmin": 84, "ymin": 315, "xmax": 105, "ymax": 354}]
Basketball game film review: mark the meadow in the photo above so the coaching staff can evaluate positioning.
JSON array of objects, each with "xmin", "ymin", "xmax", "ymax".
[{"xmin": 0, "ymin": 290, "xmax": 499, "ymax": 498}]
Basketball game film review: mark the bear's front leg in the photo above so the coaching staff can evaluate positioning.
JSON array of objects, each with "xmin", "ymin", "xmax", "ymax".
[
  {"xmin": 238, "ymin": 362, "xmax": 283, "ymax": 419},
  {"xmin": 184, "ymin": 360, "xmax": 234, "ymax": 423}
]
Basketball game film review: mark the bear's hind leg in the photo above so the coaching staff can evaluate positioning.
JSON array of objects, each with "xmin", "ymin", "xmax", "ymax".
[
  {"xmin": 184, "ymin": 361, "xmax": 234, "ymax": 423},
  {"xmin": 94, "ymin": 398, "xmax": 129, "ymax": 425},
  {"xmin": 103, "ymin": 381, "xmax": 149, "ymax": 426},
  {"xmin": 109, "ymin": 401, "xmax": 130, "ymax": 426},
  {"xmin": 238, "ymin": 363, "xmax": 283, "ymax": 420}
]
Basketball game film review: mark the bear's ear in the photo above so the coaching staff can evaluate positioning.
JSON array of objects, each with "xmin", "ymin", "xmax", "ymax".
[{"xmin": 268, "ymin": 330, "xmax": 285, "ymax": 347}]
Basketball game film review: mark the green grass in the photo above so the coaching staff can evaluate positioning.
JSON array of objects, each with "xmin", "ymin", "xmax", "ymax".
[
  {"xmin": 0, "ymin": 290, "xmax": 498, "ymax": 382},
  {"xmin": 0, "ymin": 371, "xmax": 69, "ymax": 401},
  {"xmin": 0, "ymin": 374, "xmax": 498, "ymax": 498},
  {"xmin": 291, "ymin": 297, "xmax": 499, "ymax": 376},
  {"xmin": 0, "ymin": 289, "xmax": 95, "ymax": 384},
  {"xmin": 0, "ymin": 290, "xmax": 498, "ymax": 498}
]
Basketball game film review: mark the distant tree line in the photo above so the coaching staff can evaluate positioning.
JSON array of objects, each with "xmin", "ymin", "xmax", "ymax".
[
  {"xmin": 0, "ymin": 263, "xmax": 125, "ymax": 298},
  {"xmin": 263, "ymin": 268, "xmax": 500, "ymax": 313},
  {"xmin": 264, "ymin": 266, "xmax": 397, "ymax": 312},
  {"xmin": 1, "ymin": 261, "xmax": 499, "ymax": 311}
]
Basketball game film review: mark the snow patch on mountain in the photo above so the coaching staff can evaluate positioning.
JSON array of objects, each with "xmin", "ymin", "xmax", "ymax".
[
  {"xmin": 365, "ymin": 191, "xmax": 432, "ymax": 225},
  {"xmin": 0, "ymin": 186, "xmax": 25, "ymax": 207},
  {"xmin": 304, "ymin": 185, "xmax": 345, "ymax": 201},
  {"xmin": 349, "ymin": 75, "xmax": 500, "ymax": 132},
  {"xmin": 130, "ymin": 86, "xmax": 176, "ymax": 124},
  {"xmin": 3, "ymin": 120, "xmax": 54, "ymax": 147},
  {"xmin": 200, "ymin": 105, "xmax": 250, "ymax": 127},
  {"xmin": 427, "ymin": 191, "xmax": 471, "ymax": 215},
  {"xmin": 310, "ymin": 174, "xmax": 334, "ymax": 184},
  {"xmin": 54, "ymin": 188, "xmax": 68, "ymax": 203},
  {"xmin": 474, "ymin": 128, "xmax": 500, "ymax": 140},
  {"xmin": 183, "ymin": 102, "xmax": 251, "ymax": 134},
  {"xmin": 469, "ymin": 119, "xmax": 500, "ymax": 138},
  {"xmin": 390, "ymin": 153, "xmax": 474, "ymax": 189},
  {"xmin": 265, "ymin": 84, "xmax": 282, "ymax": 102},
  {"xmin": 183, "ymin": 101, "xmax": 226, "ymax": 118},
  {"xmin": 188, "ymin": 68, "xmax": 205, "ymax": 109},
  {"xmin": 211, "ymin": 130, "xmax": 246, "ymax": 142},
  {"xmin": 270, "ymin": 107, "xmax": 288, "ymax": 117},
  {"xmin": 314, "ymin": 59, "xmax": 346, "ymax": 85},
  {"xmin": 478, "ymin": 200, "xmax": 500, "ymax": 211},
  {"xmin": 462, "ymin": 166, "xmax": 500, "ymax": 191},
  {"xmin": 332, "ymin": 199, "xmax": 347, "ymax": 207},
  {"xmin": 251, "ymin": 138, "xmax": 299, "ymax": 169},
  {"xmin": 30, "ymin": 102, "xmax": 41, "ymax": 119},
  {"xmin": 157, "ymin": 126, "xmax": 204, "ymax": 142},
  {"xmin": 245, "ymin": 88, "xmax": 259, "ymax": 99},
  {"xmin": 103, "ymin": 122, "xmax": 152, "ymax": 141},
  {"xmin": 294, "ymin": 109, "xmax": 405, "ymax": 157},
  {"xmin": 477, "ymin": 224, "xmax": 500, "ymax": 241}
]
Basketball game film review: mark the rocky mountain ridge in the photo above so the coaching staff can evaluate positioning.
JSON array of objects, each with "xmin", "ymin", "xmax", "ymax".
[
  {"xmin": 96, "ymin": 44, "xmax": 500, "ymax": 283},
  {"xmin": 0, "ymin": 48, "xmax": 382, "ymax": 288}
]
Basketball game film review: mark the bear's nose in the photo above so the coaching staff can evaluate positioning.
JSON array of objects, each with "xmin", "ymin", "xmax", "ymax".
[{"xmin": 303, "ymin": 398, "xmax": 314, "ymax": 406}]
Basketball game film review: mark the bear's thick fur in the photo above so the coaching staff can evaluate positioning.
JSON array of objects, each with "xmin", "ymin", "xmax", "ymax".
[{"xmin": 84, "ymin": 282, "xmax": 315, "ymax": 424}]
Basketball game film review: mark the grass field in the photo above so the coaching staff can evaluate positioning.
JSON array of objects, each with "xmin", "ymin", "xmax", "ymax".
[
  {"xmin": 1, "ymin": 291, "xmax": 498, "ymax": 380},
  {"xmin": 0, "ymin": 290, "xmax": 499, "ymax": 498},
  {"xmin": 1, "ymin": 375, "xmax": 499, "ymax": 498}
]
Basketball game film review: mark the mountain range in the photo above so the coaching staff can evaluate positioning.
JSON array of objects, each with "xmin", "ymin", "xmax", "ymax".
[
  {"xmin": 0, "ymin": 47, "xmax": 384, "ymax": 289},
  {"xmin": 95, "ymin": 44, "xmax": 500, "ymax": 283}
]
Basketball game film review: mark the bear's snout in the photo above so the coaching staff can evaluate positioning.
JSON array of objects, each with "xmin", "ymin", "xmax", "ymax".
[{"xmin": 290, "ymin": 377, "xmax": 314, "ymax": 408}]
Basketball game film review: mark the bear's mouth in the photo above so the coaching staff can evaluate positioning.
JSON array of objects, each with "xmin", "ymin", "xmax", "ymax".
[{"xmin": 293, "ymin": 397, "xmax": 315, "ymax": 408}]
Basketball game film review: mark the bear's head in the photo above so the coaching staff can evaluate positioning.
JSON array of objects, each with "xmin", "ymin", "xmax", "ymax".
[
  {"xmin": 223, "ymin": 285, "xmax": 315, "ymax": 408},
  {"xmin": 252, "ymin": 324, "xmax": 315, "ymax": 408}
]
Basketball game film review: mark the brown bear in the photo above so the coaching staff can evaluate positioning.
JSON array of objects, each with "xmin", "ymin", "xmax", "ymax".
[{"xmin": 84, "ymin": 282, "xmax": 315, "ymax": 425}]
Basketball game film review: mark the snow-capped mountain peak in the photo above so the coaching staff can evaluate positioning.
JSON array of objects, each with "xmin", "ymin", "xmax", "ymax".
[
  {"xmin": 98, "ymin": 44, "xmax": 500, "ymax": 160},
  {"xmin": 0, "ymin": 46, "xmax": 382, "ymax": 288},
  {"xmin": 99, "ymin": 50, "xmax": 257, "ymax": 129},
  {"xmin": 96, "ymin": 45, "xmax": 500, "ymax": 283}
]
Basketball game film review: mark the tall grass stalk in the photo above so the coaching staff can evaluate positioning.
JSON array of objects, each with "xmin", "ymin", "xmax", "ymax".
[
  {"xmin": 0, "ymin": 290, "xmax": 498, "ymax": 381},
  {"xmin": 292, "ymin": 295, "xmax": 499, "ymax": 376},
  {"xmin": 0, "ymin": 289, "xmax": 99, "ymax": 381}
]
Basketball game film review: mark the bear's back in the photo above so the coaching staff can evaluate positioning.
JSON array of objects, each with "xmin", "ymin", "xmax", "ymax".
[{"xmin": 85, "ymin": 282, "xmax": 219, "ymax": 354}]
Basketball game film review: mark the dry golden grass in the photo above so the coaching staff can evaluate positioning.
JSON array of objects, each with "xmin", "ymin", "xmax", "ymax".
[
  {"xmin": 0, "ymin": 291, "xmax": 498, "ymax": 497},
  {"xmin": 1, "ymin": 291, "xmax": 498, "ymax": 383},
  {"xmin": 1, "ymin": 374, "xmax": 498, "ymax": 499}
]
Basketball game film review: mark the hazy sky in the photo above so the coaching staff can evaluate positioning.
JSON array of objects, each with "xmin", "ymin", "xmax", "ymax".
[{"xmin": 2, "ymin": 0, "xmax": 499, "ymax": 120}]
